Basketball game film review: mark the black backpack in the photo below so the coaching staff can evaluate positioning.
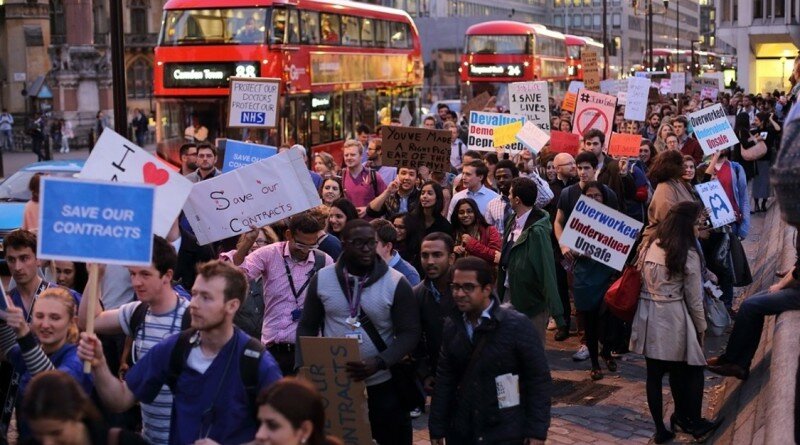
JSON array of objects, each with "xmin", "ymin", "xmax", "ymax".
[
  {"xmin": 119, "ymin": 302, "xmax": 193, "ymax": 370},
  {"xmin": 166, "ymin": 329, "xmax": 265, "ymax": 413}
]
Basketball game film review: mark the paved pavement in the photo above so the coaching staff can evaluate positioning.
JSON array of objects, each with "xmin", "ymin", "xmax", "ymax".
[
  {"xmin": 0, "ymin": 148, "xmax": 91, "ymax": 180},
  {"xmin": 412, "ymin": 203, "xmax": 786, "ymax": 445}
]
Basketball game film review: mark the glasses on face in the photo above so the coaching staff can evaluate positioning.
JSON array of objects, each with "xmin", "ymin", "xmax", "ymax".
[
  {"xmin": 345, "ymin": 238, "xmax": 377, "ymax": 250},
  {"xmin": 294, "ymin": 241, "xmax": 320, "ymax": 250},
  {"xmin": 254, "ymin": 238, "xmax": 269, "ymax": 246},
  {"xmin": 450, "ymin": 282, "xmax": 480, "ymax": 293}
]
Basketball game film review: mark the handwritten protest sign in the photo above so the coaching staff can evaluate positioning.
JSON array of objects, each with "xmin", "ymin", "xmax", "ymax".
[
  {"xmin": 624, "ymin": 77, "xmax": 651, "ymax": 121},
  {"xmin": 220, "ymin": 139, "xmax": 277, "ymax": 173},
  {"xmin": 616, "ymin": 91, "xmax": 627, "ymax": 105},
  {"xmin": 516, "ymin": 121, "xmax": 550, "ymax": 154},
  {"xmin": 700, "ymin": 87, "xmax": 719, "ymax": 100},
  {"xmin": 568, "ymin": 81, "xmax": 585, "ymax": 94},
  {"xmin": 582, "ymin": 51, "xmax": 600, "ymax": 91},
  {"xmin": 695, "ymin": 181, "xmax": 736, "ymax": 228},
  {"xmin": 299, "ymin": 337, "xmax": 371, "ymax": 445},
  {"xmin": 671, "ymin": 72, "xmax": 686, "ymax": 94},
  {"xmin": 38, "ymin": 177, "xmax": 154, "ymax": 266},
  {"xmin": 691, "ymin": 77, "xmax": 719, "ymax": 94},
  {"xmin": 493, "ymin": 121, "xmax": 524, "ymax": 147},
  {"xmin": 467, "ymin": 111, "xmax": 525, "ymax": 152},
  {"xmin": 81, "ymin": 130, "xmax": 193, "ymax": 237},
  {"xmin": 183, "ymin": 150, "xmax": 321, "ymax": 245},
  {"xmin": 687, "ymin": 104, "xmax": 738, "ymax": 155},
  {"xmin": 461, "ymin": 91, "xmax": 492, "ymax": 118},
  {"xmin": 381, "ymin": 126, "xmax": 451, "ymax": 173},
  {"xmin": 659, "ymin": 79, "xmax": 672, "ymax": 95},
  {"xmin": 608, "ymin": 133, "xmax": 643, "ymax": 157},
  {"xmin": 560, "ymin": 195, "xmax": 643, "ymax": 271},
  {"xmin": 572, "ymin": 89, "xmax": 617, "ymax": 148},
  {"xmin": 702, "ymin": 72, "xmax": 725, "ymax": 90},
  {"xmin": 562, "ymin": 93, "xmax": 577, "ymax": 112},
  {"xmin": 600, "ymin": 79, "xmax": 620, "ymax": 95},
  {"xmin": 549, "ymin": 131, "xmax": 580, "ymax": 156},
  {"xmin": 508, "ymin": 81, "xmax": 550, "ymax": 132},
  {"xmin": 228, "ymin": 77, "xmax": 280, "ymax": 128}
]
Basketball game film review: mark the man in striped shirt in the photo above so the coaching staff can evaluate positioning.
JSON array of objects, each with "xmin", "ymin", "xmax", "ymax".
[{"xmin": 78, "ymin": 236, "xmax": 189, "ymax": 445}]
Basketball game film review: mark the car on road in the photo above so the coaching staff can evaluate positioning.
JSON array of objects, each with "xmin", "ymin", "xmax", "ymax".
[{"xmin": 0, "ymin": 160, "xmax": 84, "ymax": 273}]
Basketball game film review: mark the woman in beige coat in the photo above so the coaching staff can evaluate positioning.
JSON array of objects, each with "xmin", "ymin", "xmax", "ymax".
[
  {"xmin": 640, "ymin": 150, "xmax": 696, "ymax": 248},
  {"xmin": 630, "ymin": 201, "xmax": 721, "ymax": 444}
]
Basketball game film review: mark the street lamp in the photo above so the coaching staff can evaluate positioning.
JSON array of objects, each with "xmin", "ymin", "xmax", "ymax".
[
  {"xmin": 689, "ymin": 39, "xmax": 700, "ymax": 77},
  {"xmin": 633, "ymin": 0, "xmax": 670, "ymax": 72},
  {"xmin": 781, "ymin": 56, "xmax": 788, "ymax": 89}
]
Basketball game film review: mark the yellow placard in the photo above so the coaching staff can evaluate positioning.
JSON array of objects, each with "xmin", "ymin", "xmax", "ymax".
[{"xmin": 493, "ymin": 121, "xmax": 524, "ymax": 147}]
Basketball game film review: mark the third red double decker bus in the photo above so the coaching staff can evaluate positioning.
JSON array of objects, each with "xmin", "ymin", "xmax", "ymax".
[
  {"xmin": 459, "ymin": 20, "xmax": 568, "ymax": 110},
  {"xmin": 154, "ymin": 0, "xmax": 423, "ymax": 164},
  {"xmin": 565, "ymin": 34, "xmax": 603, "ymax": 81}
]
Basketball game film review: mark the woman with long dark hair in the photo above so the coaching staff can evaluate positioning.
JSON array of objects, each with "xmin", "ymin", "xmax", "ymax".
[
  {"xmin": 641, "ymin": 150, "xmax": 696, "ymax": 248},
  {"xmin": 751, "ymin": 111, "xmax": 780, "ymax": 212},
  {"xmin": 630, "ymin": 201, "xmax": 721, "ymax": 443},
  {"xmin": 54, "ymin": 261, "xmax": 89, "ymax": 295},
  {"xmin": 404, "ymin": 180, "xmax": 452, "ymax": 271},
  {"xmin": 731, "ymin": 111, "xmax": 757, "ymax": 181},
  {"xmin": 449, "ymin": 198, "xmax": 501, "ymax": 265},
  {"xmin": 327, "ymin": 198, "xmax": 359, "ymax": 240}
]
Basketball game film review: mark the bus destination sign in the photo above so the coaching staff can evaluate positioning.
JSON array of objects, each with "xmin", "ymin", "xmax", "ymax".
[{"xmin": 164, "ymin": 63, "xmax": 259, "ymax": 88}]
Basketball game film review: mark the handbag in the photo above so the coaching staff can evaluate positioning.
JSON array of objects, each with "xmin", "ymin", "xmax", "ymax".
[
  {"xmin": 729, "ymin": 234, "xmax": 753, "ymax": 287},
  {"xmin": 604, "ymin": 264, "xmax": 642, "ymax": 322},
  {"xmin": 703, "ymin": 289, "xmax": 731, "ymax": 336},
  {"xmin": 742, "ymin": 137, "xmax": 767, "ymax": 161},
  {"xmin": 358, "ymin": 309, "xmax": 426, "ymax": 411}
]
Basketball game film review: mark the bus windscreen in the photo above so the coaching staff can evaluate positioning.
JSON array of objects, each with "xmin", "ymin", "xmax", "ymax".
[
  {"xmin": 467, "ymin": 35, "xmax": 528, "ymax": 55},
  {"xmin": 161, "ymin": 8, "xmax": 268, "ymax": 45}
]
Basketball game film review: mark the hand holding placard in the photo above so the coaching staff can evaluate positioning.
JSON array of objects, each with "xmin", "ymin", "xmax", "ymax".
[{"xmin": 82, "ymin": 264, "xmax": 100, "ymax": 373}]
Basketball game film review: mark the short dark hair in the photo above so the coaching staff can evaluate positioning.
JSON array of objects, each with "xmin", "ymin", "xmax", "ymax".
[
  {"xmin": 466, "ymin": 160, "xmax": 489, "ymax": 181},
  {"xmin": 483, "ymin": 152, "xmax": 498, "ymax": 165},
  {"xmin": 437, "ymin": 103, "xmax": 451, "ymax": 111},
  {"xmin": 370, "ymin": 219, "xmax": 397, "ymax": 245},
  {"xmin": 196, "ymin": 260, "xmax": 248, "ymax": 303},
  {"xmin": 510, "ymin": 177, "xmax": 538, "ymax": 207},
  {"xmin": 288, "ymin": 212, "xmax": 323, "ymax": 235},
  {"xmin": 575, "ymin": 151, "xmax": 599, "ymax": 168},
  {"xmin": 179, "ymin": 143, "xmax": 197, "ymax": 156},
  {"xmin": 494, "ymin": 159, "xmax": 519, "ymax": 177},
  {"xmin": 453, "ymin": 256, "xmax": 493, "ymax": 287},
  {"xmin": 463, "ymin": 150, "xmax": 482, "ymax": 161},
  {"xmin": 152, "ymin": 235, "xmax": 177, "ymax": 277},
  {"xmin": 3, "ymin": 229, "xmax": 36, "ymax": 254},
  {"xmin": 672, "ymin": 115, "xmax": 689, "ymax": 127},
  {"xmin": 583, "ymin": 128, "xmax": 605, "ymax": 145},
  {"xmin": 423, "ymin": 115, "xmax": 435, "ymax": 123},
  {"xmin": 356, "ymin": 124, "xmax": 371, "ymax": 135},
  {"xmin": 341, "ymin": 219, "xmax": 373, "ymax": 241},
  {"xmin": 422, "ymin": 232, "xmax": 455, "ymax": 253},
  {"xmin": 197, "ymin": 143, "xmax": 217, "ymax": 157}
]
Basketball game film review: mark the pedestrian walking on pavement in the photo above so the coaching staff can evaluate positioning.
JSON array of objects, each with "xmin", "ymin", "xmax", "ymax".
[
  {"xmin": 630, "ymin": 201, "xmax": 722, "ymax": 443},
  {"xmin": 60, "ymin": 118, "xmax": 73, "ymax": 153},
  {"xmin": 0, "ymin": 109, "xmax": 14, "ymax": 151}
]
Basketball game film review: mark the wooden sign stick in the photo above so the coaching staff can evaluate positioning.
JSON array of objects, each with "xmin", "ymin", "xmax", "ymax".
[{"xmin": 82, "ymin": 263, "xmax": 100, "ymax": 374}]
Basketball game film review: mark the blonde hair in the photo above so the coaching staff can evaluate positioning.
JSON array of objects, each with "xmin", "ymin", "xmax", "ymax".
[
  {"xmin": 37, "ymin": 288, "xmax": 79, "ymax": 344},
  {"xmin": 342, "ymin": 139, "xmax": 362, "ymax": 154}
]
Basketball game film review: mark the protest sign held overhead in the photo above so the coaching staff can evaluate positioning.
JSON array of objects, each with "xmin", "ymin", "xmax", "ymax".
[
  {"xmin": 600, "ymin": 79, "xmax": 620, "ymax": 96},
  {"xmin": 691, "ymin": 77, "xmax": 719, "ymax": 94},
  {"xmin": 608, "ymin": 133, "xmax": 643, "ymax": 157},
  {"xmin": 696, "ymin": 181, "xmax": 737, "ymax": 228},
  {"xmin": 670, "ymin": 72, "xmax": 686, "ymax": 94},
  {"xmin": 467, "ymin": 111, "xmax": 525, "ymax": 152},
  {"xmin": 617, "ymin": 91, "xmax": 628, "ymax": 105},
  {"xmin": 81, "ymin": 129, "xmax": 193, "ymax": 237},
  {"xmin": 220, "ymin": 139, "xmax": 277, "ymax": 173},
  {"xmin": 582, "ymin": 51, "xmax": 600, "ymax": 91},
  {"xmin": 298, "ymin": 337, "xmax": 372, "ymax": 445},
  {"xmin": 508, "ymin": 81, "xmax": 550, "ymax": 132},
  {"xmin": 549, "ymin": 131, "xmax": 580, "ymax": 156},
  {"xmin": 381, "ymin": 126, "xmax": 451, "ymax": 173},
  {"xmin": 461, "ymin": 91, "xmax": 492, "ymax": 117},
  {"xmin": 700, "ymin": 87, "xmax": 719, "ymax": 100},
  {"xmin": 572, "ymin": 89, "xmax": 617, "ymax": 148},
  {"xmin": 687, "ymin": 103, "xmax": 738, "ymax": 155},
  {"xmin": 624, "ymin": 77, "xmax": 651, "ymax": 121},
  {"xmin": 560, "ymin": 195, "xmax": 643, "ymax": 271},
  {"xmin": 38, "ymin": 177, "xmax": 155, "ymax": 266},
  {"xmin": 493, "ymin": 121, "xmax": 524, "ymax": 147},
  {"xmin": 516, "ymin": 121, "xmax": 550, "ymax": 154},
  {"xmin": 183, "ymin": 149, "xmax": 321, "ymax": 245},
  {"xmin": 227, "ymin": 77, "xmax": 280, "ymax": 128}
]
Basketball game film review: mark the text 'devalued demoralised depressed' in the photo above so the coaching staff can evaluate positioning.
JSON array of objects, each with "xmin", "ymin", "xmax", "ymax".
[
  {"xmin": 560, "ymin": 195, "xmax": 643, "ymax": 271},
  {"xmin": 380, "ymin": 126, "xmax": 452, "ymax": 173},
  {"xmin": 37, "ymin": 177, "xmax": 155, "ymax": 266},
  {"xmin": 183, "ymin": 149, "xmax": 321, "ymax": 245},
  {"xmin": 298, "ymin": 337, "xmax": 372, "ymax": 445},
  {"xmin": 227, "ymin": 77, "xmax": 280, "ymax": 128}
]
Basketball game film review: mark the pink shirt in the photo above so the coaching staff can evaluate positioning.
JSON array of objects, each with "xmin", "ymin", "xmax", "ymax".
[
  {"xmin": 342, "ymin": 167, "xmax": 387, "ymax": 208},
  {"xmin": 238, "ymin": 241, "xmax": 333, "ymax": 344}
]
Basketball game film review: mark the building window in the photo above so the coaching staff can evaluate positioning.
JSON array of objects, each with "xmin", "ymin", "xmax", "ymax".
[
  {"xmin": 776, "ymin": 0, "xmax": 785, "ymax": 17},
  {"xmin": 754, "ymin": 0, "xmax": 763, "ymax": 18},
  {"xmin": 129, "ymin": 0, "xmax": 148, "ymax": 35},
  {"xmin": 593, "ymin": 14, "xmax": 601, "ymax": 29},
  {"xmin": 554, "ymin": 15, "xmax": 563, "ymax": 26},
  {"xmin": 583, "ymin": 14, "xmax": 591, "ymax": 27},
  {"xmin": 50, "ymin": 0, "xmax": 66, "ymax": 44},
  {"xmin": 126, "ymin": 57, "xmax": 153, "ymax": 99},
  {"xmin": 612, "ymin": 13, "xmax": 621, "ymax": 27},
  {"xmin": 94, "ymin": 0, "xmax": 109, "ymax": 42},
  {"xmin": 572, "ymin": 14, "xmax": 581, "ymax": 26}
]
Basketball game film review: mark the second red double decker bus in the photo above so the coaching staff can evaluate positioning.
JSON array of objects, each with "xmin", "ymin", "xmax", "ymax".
[
  {"xmin": 154, "ymin": 0, "xmax": 423, "ymax": 164},
  {"xmin": 459, "ymin": 20, "xmax": 569, "ymax": 110},
  {"xmin": 565, "ymin": 34, "xmax": 603, "ymax": 81}
]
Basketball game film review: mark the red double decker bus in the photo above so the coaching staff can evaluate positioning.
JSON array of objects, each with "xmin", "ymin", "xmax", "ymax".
[
  {"xmin": 565, "ymin": 34, "xmax": 603, "ymax": 81},
  {"xmin": 459, "ymin": 21, "xmax": 568, "ymax": 110},
  {"xmin": 154, "ymin": 0, "xmax": 423, "ymax": 163}
]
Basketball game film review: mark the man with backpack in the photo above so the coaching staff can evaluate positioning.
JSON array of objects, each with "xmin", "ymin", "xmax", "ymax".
[
  {"xmin": 77, "ymin": 236, "xmax": 191, "ymax": 445},
  {"xmin": 230, "ymin": 212, "xmax": 333, "ymax": 375},
  {"xmin": 79, "ymin": 260, "xmax": 282, "ymax": 445},
  {"xmin": 341, "ymin": 139, "xmax": 387, "ymax": 219}
]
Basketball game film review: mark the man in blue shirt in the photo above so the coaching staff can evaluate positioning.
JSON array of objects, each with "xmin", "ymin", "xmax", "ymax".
[
  {"xmin": 447, "ymin": 160, "xmax": 499, "ymax": 219},
  {"xmin": 78, "ymin": 260, "xmax": 282, "ymax": 445}
]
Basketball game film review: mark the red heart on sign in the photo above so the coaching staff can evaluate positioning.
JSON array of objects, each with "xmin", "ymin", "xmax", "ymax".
[{"xmin": 142, "ymin": 162, "xmax": 169, "ymax": 186}]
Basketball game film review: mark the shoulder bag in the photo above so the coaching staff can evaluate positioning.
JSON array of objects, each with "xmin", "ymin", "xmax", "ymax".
[
  {"xmin": 741, "ymin": 136, "xmax": 767, "ymax": 161},
  {"xmin": 604, "ymin": 250, "xmax": 644, "ymax": 322}
]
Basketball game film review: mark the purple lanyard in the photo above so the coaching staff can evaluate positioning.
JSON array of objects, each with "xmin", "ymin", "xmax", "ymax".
[{"xmin": 342, "ymin": 269, "xmax": 367, "ymax": 319}]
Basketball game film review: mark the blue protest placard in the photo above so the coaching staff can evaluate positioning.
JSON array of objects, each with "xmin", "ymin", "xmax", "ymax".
[
  {"xmin": 37, "ymin": 177, "xmax": 155, "ymax": 266},
  {"xmin": 220, "ymin": 139, "xmax": 277, "ymax": 173}
]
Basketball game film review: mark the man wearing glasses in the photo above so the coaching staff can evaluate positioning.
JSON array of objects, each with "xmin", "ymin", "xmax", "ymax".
[
  {"xmin": 178, "ymin": 143, "xmax": 198, "ymax": 176},
  {"xmin": 297, "ymin": 219, "xmax": 420, "ymax": 445},
  {"xmin": 186, "ymin": 143, "xmax": 221, "ymax": 183},
  {"xmin": 231, "ymin": 212, "xmax": 332, "ymax": 375}
]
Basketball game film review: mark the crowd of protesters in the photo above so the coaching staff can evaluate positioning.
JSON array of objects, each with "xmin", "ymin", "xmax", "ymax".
[{"xmin": 3, "ymin": 59, "xmax": 800, "ymax": 445}]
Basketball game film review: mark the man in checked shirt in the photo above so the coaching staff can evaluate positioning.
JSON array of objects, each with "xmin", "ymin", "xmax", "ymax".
[{"xmin": 230, "ymin": 212, "xmax": 333, "ymax": 375}]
